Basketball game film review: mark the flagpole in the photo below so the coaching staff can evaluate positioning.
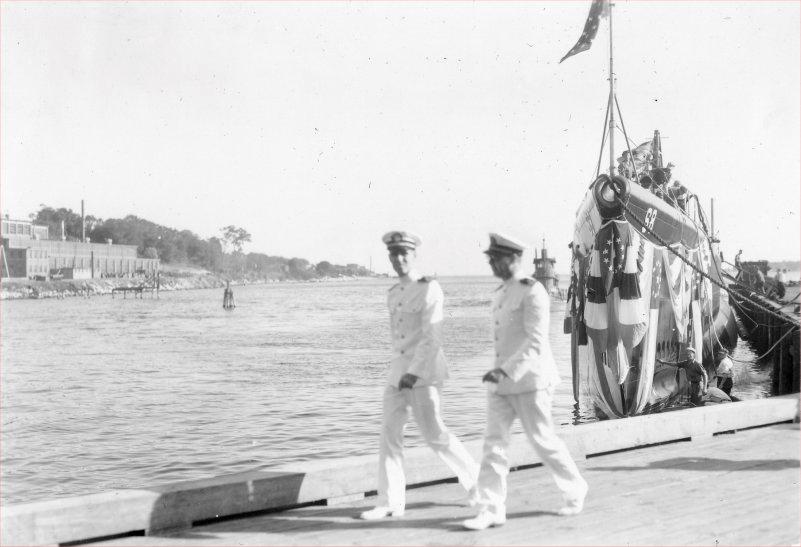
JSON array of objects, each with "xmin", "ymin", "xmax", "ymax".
[{"xmin": 608, "ymin": 1, "xmax": 616, "ymax": 177}]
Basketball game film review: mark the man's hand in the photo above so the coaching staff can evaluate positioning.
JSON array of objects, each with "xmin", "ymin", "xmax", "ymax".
[
  {"xmin": 398, "ymin": 373, "xmax": 419, "ymax": 390},
  {"xmin": 482, "ymin": 368, "xmax": 508, "ymax": 384}
]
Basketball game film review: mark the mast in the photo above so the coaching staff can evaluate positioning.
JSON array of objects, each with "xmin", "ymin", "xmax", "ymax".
[
  {"xmin": 653, "ymin": 130, "xmax": 663, "ymax": 168},
  {"xmin": 607, "ymin": 1, "xmax": 615, "ymax": 176}
]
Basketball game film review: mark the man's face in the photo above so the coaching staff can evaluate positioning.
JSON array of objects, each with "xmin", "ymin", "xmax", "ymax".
[
  {"xmin": 389, "ymin": 247, "xmax": 416, "ymax": 277},
  {"xmin": 487, "ymin": 253, "xmax": 520, "ymax": 280}
]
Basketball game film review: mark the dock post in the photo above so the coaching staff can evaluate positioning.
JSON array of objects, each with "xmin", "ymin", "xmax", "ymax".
[
  {"xmin": 792, "ymin": 333, "xmax": 800, "ymax": 395},
  {"xmin": 777, "ymin": 326, "xmax": 785, "ymax": 395}
]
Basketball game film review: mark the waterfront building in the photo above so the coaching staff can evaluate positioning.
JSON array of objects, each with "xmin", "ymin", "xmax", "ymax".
[
  {"xmin": 0, "ymin": 216, "xmax": 159, "ymax": 280},
  {"xmin": 1, "ymin": 217, "xmax": 49, "ymax": 240}
]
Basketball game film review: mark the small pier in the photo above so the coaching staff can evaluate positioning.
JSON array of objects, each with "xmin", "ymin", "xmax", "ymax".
[
  {"xmin": 111, "ymin": 274, "xmax": 160, "ymax": 299},
  {"xmin": 110, "ymin": 286, "xmax": 158, "ymax": 299},
  {"xmin": 3, "ymin": 396, "xmax": 798, "ymax": 546}
]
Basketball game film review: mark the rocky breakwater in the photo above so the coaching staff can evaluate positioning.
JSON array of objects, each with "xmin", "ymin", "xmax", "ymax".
[{"xmin": 0, "ymin": 272, "xmax": 226, "ymax": 300}]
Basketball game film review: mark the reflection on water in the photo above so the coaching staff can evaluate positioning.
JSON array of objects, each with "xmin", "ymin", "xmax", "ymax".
[{"xmin": 0, "ymin": 277, "xmax": 772, "ymax": 504}]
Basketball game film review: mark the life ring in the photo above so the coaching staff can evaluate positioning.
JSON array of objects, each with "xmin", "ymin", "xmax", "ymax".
[{"xmin": 592, "ymin": 174, "xmax": 630, "ymax": 219}]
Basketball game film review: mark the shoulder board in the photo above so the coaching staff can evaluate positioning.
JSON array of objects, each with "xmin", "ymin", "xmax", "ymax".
[
  {"xmin": 494, "ymin": 283, "xmax": 504, "ymax": 291},
  {"xmin": 519, "ymin": 277, "xmax": 537, "ymax": 286},
  {"xmin": 389, "ymin": 283, "xmax": 400, "ymax": 291},
  {"xmin": 418, "ymin": 276, "xmax": 437, "ymax": 283}
]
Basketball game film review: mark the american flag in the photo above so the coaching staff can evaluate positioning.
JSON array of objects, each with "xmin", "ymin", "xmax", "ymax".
[
  {"xmin": 560, "ymin": 0, "xmax": 610, "ymax": 64},
  {"xmin": 584, "ymin": 220, "xmax": 647, "ymax": 383}
]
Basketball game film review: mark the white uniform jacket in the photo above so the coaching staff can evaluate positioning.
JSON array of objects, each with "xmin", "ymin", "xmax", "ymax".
[
  {"xmin": 387, "ymin": 278, "xmax": 448, "ymax": 388},
  {"xmin": 716, "ymin": 356, "xmax": 734, "ymax": 379},
  {"xmin": 492, "ymin": 277, "xmax": 559, "ymax": 394}
]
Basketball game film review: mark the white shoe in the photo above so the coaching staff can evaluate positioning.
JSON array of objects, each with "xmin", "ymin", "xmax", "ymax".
[
  {"xmin": 558, "ymin": 483, "xmax": 588, "ymax": 516},
  {"xmin": 462, "ymin": 510, "xmax": 506, "ymax": 530},
  {"xmin": 359, "ymin": 506, "xmax": 405, "ymax": 520}
]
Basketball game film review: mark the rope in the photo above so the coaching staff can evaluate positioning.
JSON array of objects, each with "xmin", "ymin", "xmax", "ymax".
[
  {"xmin": 730, "ymin": 325, "xmax": 799, "ymax": 364},
  {"xmin": 614, "ymin": 195, "xmax": 801, "ymax": 328},
  {"xmin": 729, "ymin": 294, "xmax": 781, "ymax": 329},
  {"xmin": 594, "ymin": 93, "xmax": 612, "ymax": 178},
  {"xmin": 614, "ymin": 95, "xmax": 639, "ymax": 181}
]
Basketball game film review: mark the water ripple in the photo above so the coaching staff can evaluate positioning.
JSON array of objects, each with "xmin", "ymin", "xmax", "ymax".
[{"xmin": 1, "ymin": 277, "xmax": 772, "ymax": 505}]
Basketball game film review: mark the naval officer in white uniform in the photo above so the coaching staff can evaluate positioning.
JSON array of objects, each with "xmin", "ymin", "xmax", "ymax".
[
  {"xmin": 463, "ymin": 233, "xmax": 588, "ymax": 530},
  {"xmin": 360, "ymin": 231, "xmax": 479, "ymax": 520}
]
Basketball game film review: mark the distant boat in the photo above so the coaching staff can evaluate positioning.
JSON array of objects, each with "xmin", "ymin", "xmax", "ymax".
[
  {"xmin": 562, "ymin": 1, "xmax": 738, "ymax": 418},
  {"xmin": 532, "ymin": 240, "xmax": 563, "ymax": 300}
]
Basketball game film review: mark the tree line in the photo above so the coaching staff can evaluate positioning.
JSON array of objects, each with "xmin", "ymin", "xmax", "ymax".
[{"xmin": 31, "ymin": 206, "xmax": 373, "ymax": 280}]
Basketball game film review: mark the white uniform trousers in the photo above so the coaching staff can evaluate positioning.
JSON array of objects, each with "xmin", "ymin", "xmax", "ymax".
[
  {"xmin": 377, "ymin": 385, "xmax": 479, "ymax": 511},
  {"xmin": 476, "ymin": 386, "xmax": 586, "ymax": 516}
]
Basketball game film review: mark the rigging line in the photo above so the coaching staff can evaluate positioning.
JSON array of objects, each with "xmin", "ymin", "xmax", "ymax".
[
  {"xmin": 728, "ymin": 296, "xmax": 765, "ymax": 328},
  {"xmin": 688, "ymin": 195, "xmax": 711, "ymax": 236},
  {"xmin": 697, "ymin": 252, "xmax": 730, "ymax": 354},
  {"xmin": 615, "ymin": 195, "xmax": 801, "ymax": 327},
  {"xmin": 727, "ymin": 295, "xmax": 783, "ymax": 328},
  {"xmin": 613, "ymin": 95, "xmax": 638, "ymax": 180},
  {"xmin": 699, "ymin": 265, "xmax": 724, "ymax": 354},
  {"xmin": 729, "ymin": 325, "xmax": 799, "ymax": 364},
  {"xmin": 594, "ymin": 93, "xmax": 613, "ymax": 179}
]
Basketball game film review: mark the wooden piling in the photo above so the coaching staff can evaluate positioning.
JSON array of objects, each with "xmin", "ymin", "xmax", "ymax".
[{"xmin": 730, "ymin": 284, "xmax": 800, "ymax": 396}]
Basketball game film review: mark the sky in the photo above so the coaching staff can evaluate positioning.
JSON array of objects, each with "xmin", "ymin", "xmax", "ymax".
[{"xmin": 1, "ymin": 1, "xmax": 799, "ymax": 275}]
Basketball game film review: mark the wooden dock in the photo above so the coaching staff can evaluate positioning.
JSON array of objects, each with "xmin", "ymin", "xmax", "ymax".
[
  {"xmin": 2, "ymin": 395, "xmax": 798, "ymax": 546},
  {"xmin": 94, "ymin": 422, "xmax": 799, "ymax": 547},
  {"xmin": 730, "ymin": 283, "xmax": 800, "ymax": 395}
]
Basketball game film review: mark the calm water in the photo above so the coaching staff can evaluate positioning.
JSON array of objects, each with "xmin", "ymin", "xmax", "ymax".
[{"xmin": 0, "ymin": 277, "xmax": 773, "ymax": 504}]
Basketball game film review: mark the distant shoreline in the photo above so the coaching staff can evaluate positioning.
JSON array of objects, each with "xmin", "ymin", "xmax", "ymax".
[{"xmin": 0, "ymin": 273, "xmax": 382, "ymax": 301}]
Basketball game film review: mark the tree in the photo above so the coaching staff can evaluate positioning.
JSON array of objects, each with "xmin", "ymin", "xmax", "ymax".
[
  {"xmin": 220, "ymin": 225, "xmax": 252, "ymax": 253},
  {"xmin": 316, "ymin": 261, "xmax": 336, "ymax": 277},
  {"xmin": 288, "ymin": 257, "xmax": 312, "ymax": 279},
  {"xmin": 33, "ymin": 205, "xmax": 96, "ymax": 241},
  {"xmin": 142, "ymin": 247, "xmax": 159, "ymax": 259}
]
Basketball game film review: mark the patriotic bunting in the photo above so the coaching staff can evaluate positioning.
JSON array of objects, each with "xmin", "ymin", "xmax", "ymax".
[{"xmin": 584, "ymin": 220, "xmax": 647, "ymax": 384}]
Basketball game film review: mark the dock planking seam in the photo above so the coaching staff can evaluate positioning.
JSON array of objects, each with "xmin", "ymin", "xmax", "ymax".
[
  {"xmin": 523, "ymin": 427, "xmax": 799, "ymax": 541},
  {"xmin": 584, "ymin": 460, "xmax": 798, "ymax": 543}
]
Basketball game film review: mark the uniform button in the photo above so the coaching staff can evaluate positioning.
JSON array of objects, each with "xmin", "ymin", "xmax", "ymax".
[
  {"xmin": 398, "ymin": 303, "xmax": 402, "ymax": 307},
  {"xmin": 495, "ymin": 321, "xmax": 499, "ymax": 325},
  {"xmin": 401, "ymin": 335, "xmax": 405, "ymax": 339},
  {"xmin": 399, "ymin": 319, "xmax": 403, "ymax": 323},
  {"xmin": 495, "ymin": 352, "xmax": 500, "ymax": 357},
  {"xmin": 401, "ymin": 350, "xmax": 405, "ymax": 355}
]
